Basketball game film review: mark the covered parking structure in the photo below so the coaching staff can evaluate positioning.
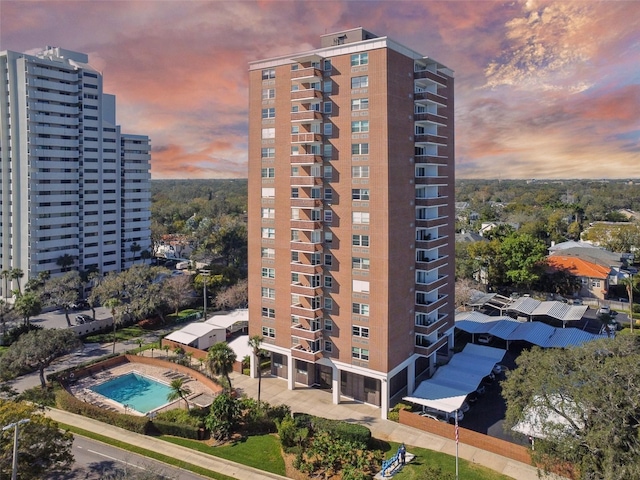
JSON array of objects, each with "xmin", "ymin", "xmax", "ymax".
[
  {"xmin": 506, "ymin": 297, "xmax": 588, "ymax": 326},
  {"xmin": 455, "ymin": 311, "xmax": 605, "ymax": 349},
  {"xmin": 402, "ymin": 344, "xmax": 505, "ymax": 413}
]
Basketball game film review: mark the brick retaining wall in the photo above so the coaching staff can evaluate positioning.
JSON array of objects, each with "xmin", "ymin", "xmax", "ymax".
[
  {"xmin": 160, "ymin": 339, "xmax": 244, "ymax": 373},
  {"xmin": 399, "ymin": 409, "xmax": 532, "ymax": 465}
]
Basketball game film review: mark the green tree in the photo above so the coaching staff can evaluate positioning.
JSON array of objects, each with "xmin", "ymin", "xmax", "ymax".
[
  {"xmin": 620, "ymin": 274, "xmax": 639, "ymax": 333},
  {"xmin": 205, "ymin": 392, "xmax": 240, "ymax": 441},
  {"xmin": 205, "ymin": 342, "xmax": 237, "ymax": 393},
  {"xmin": 44, "ymin": 271, "xmax": 81, "ymax": 327},
  {"xmin": 9, "ymin": 268, "xmax": 24, "ymax": 295},
  {"xmin": 167, "ymin": 378, "xmax": 192, "ymax": 409},
  {"xmin": 248, "ymin": 335, "xmax": 264, "ymax": 404},
  {"xmin": 13, "ymin": 291, "xmax": 42, "ymax": 326},
  {"xmin": 0, "ymin": 269, "xmax": 10, "ymax": 300},
  {"xmin": 502, "ymin": 335, "xmax": 640, "ymax": 479},
  {"xmin": 164, "ymin": 274, "xmax": 194, "ymax": 315},
  {"xmin": 0, "ymin": 400, "xmax": 74, "ymax": 479},
  {"xmin": 130, "ymin": 241, "xmax": 142, "ymax": 263},
  {"xmin": 0, "ymin": 328, "xmax": 81, "ymax": 387},
  {"xmin": 103, "ymin": 298, "xmax": 122, "ymax": 355},
  {"xmin": 500, "ymin": 233, "xmax": 547, "ymax": 289}
]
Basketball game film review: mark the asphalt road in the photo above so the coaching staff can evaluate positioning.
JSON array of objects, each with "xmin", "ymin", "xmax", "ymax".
[{"xmin": 48, "ymin": 435, "xmax": 208, "ymax": 480}]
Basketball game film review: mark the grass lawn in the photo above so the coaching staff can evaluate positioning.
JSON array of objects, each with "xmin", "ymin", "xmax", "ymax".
[
  {"xmin": 161, "ymin": 434, "xmax": 286, "ymax": 476},
  {"xmin": 84, "ymin": 325, "xmax": 148, "ymax": 344},
  {"xmin": 386, "ymin": 442, "xmax": 513, "ymax": 480}
]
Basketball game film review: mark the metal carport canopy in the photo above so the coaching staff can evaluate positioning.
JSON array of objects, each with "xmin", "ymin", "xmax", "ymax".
[{"xmin": 402, "ymin": 344, "xmax": 506, "ymax": 413}]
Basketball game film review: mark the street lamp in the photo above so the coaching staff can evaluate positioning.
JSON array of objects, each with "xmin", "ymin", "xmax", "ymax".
[
  {"xmin": 2, "ymin": 418, "xmax": 30, "ymax": 480},
  {"xmin": 201, "ymin": 270, "xmax": 210, "ymax": 321}
]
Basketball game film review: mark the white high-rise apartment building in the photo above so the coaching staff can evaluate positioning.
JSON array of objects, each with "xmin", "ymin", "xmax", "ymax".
[{"xmin": 0, "ymin": 46, "xmax": 151, "ymax": 296}]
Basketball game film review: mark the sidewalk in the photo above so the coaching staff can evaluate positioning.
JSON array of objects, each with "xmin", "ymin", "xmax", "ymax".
[
  {"xmin": 46, "ymin": 408, "xmax": 288, "ymax": 480},
  {"xmin": 231, "ymin": 373, "xmax": 557, "ymax": 480}
]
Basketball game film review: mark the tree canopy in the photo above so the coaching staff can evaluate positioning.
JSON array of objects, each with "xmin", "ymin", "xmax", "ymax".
[
  {"xmin": 0, "ymin": 400, "xmax": 74, "ymax": 479},
  {"xmin": 205, "ymin": 342, "xmax": 237, "ymax": 393},
  {"xmin": 502, "ymin": 335, "xmax": 640, "ymax": 479}
]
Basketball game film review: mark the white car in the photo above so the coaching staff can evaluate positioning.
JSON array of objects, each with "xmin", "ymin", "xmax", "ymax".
[
  {"xmin": 598, "ymin": 305, "xmax": 611, "ymax": 316},
  {"xmin": 477, "ymin": 333, "xmax": 493, "ymax": 344},
  {"xmin": 493, "ymin": 364, "xmax": 505, "ymax": 375}
]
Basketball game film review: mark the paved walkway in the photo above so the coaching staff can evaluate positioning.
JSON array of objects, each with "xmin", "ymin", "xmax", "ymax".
[{"xmin": 231, "ymin": 373, "xmax": 558, "ymax": 480}]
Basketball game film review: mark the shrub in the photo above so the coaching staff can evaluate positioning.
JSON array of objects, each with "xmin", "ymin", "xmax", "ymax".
[
  {"xmin": 388, "ymin": 402, "xmax": 414, "ymax": 422},
  {"xmin": 155, "ymin": 408, "xmax": 204, "ymax": 427},
  {"xmin": 292, "ymin": 413, "xmax": 371, "ymax": 447},
  {"xmin": 150, "ymin": 420, "xmax": 202, "ymax": 440},
  {"xmin": 17, "ymin": 385, "xmax": 56, "ymax": 407},
  {"xmin": 56, "ymin": 389, "xmax": 149, "ymax": 434}
]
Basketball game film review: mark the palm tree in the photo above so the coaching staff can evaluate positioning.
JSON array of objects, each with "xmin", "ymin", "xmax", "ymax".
[
  {"xmin": 103, "ymin": 298, "xmax": 122, "ymax": 354},
  {"xmin": 56, "ymin": 254, "xmax": 75, "ymax": 272},
  {"xmin": 130, "ymin": 242, "xmax": 141, "ymax": 263},
  {"xmin": 167, "ymin": 378, "xmax": 192, "ymax": 409},
  {"xmin": 140, "ymin": 249, "xmax": 152, "ymax": 265},
  {"xmin": 248, "ymin": 335, "xmax": 264, "ymax": 404},
  {"xmin": 9, "ymin": 268, "xmax": 24, "ymax": 295},
  {"xmin": 1, "ymin": 269, "xmax": 10, "ymax": 299},
  {"xmin": 206, "ymin": 342, "xmax": 237, "ymax": 393},
  {"xmin": 621, "ymin": 273, "xmax": 639, "ymax": 333}
]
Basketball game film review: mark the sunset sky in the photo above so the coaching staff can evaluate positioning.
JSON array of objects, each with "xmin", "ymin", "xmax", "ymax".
[{"xmin": 2, "ymin": 0, "xmax": 639, "ymax": 180}]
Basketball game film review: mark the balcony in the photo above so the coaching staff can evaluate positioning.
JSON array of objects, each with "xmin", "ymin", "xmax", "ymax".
[
  {"xmin": 291, "ymin": 111, "xmax": 323, "ymax": 123},
  {"xmin": 290, "ymin": 283, "xmax": 323, "ymax": 296},
  {"xmin": 291, "ymin": 133, "xmax": 323, "ymax": 144},
  {"xmin": 290, "ymin": 241, "xmax": 323, "ymax": 253},
  {"xmin": 290, "ymin": 305, "xmax": 323, "ymax": 319},
  {"xmin": 290, "ymin": 197, "xmax": 323, "ymax": 208},
  {"xmin": 414, "ymin": 335, "xmax": 448, "ymax": 357},
  {"xmin": 290, "ymin": 262, "xmax": 323, "ymax": 275},
  {"xmin": 414, "ymin": 155, "xmax": 448, "ymax": 165},
  {"xmin": 415, "ymin": 235, "xmax": 448, "ymax": 250},
  {"xmin": 416, "ymin": 256, "xmax": 449, "ymax": 271},
  {"xmin": 415, "ymin": 315, "xmax": 449, "ymax": 336},
  {"xmin": 415, "ymin": 133, "xmax": 447, "ymax": 145},
  {"xmin": 290, "ymin": 323, "xmax": 323, "ymax": 341},
  {"xmin": 415, "ymin": 196, "xmax": 448, "ymax": 207},
  {"xmin": 414, "ymin": 69, "xmax": 448, "ymax": 85},
  {"xmin": 290, "ymin": 67, "xmax": 322, "ymax": 81},
  {"xmin": 291, "ymin": 89, "xmax": 323, "ymax": 102},
  {"xmin": 415, "ymin": 216, "xmax": 448, "ymax": 229},
  {"xmin": 290, "ymin": 175, "xmax": 323, "ymax": 187},
  {"xmin": 291, "ymin": 344, "xmax": 323, "ymax": 362},
  {"xmin": 290, "ymin": 154, "xmax": 323, "ymax": 165},
  {"xmin": 414, "ymin": 91, "xmax": 447, "ymax": 106},
  {"xmin": 415, "ymin": 294, "xmax": 448, "ymax": 314},
  {"xmin": 414, "ymin": 112, "xmax": 447, "ymax": 125},
  {"xmin": 290, "ymin": 219, "xmax": 323, "ymax": 230}
]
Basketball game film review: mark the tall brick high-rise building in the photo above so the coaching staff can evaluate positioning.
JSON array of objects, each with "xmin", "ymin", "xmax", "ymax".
[{"xmin": 248, "ymin": 28, "xmax": 455, "ymax": 418}]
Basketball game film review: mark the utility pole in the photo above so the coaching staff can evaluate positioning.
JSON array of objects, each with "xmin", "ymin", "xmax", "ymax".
[
  {"xmin": 2, "ymin": 418, "xmax": 30, "ymax": 480},
  {"xmin": 201, "ymin": 270, "xmax": 210, "ymax": 321}
]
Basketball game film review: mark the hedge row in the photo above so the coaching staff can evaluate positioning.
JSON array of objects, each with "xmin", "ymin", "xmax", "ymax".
[
  {"xmin": 149, "ymin": 420, "xmax": 203, "ymax": 440},
  {"xmin": 56, "ymin": 389, "xmax": 150, "ymax": 434},
  {"xmin": 293, "ymin": 413, "xmax": 371, "ymax": 446}
]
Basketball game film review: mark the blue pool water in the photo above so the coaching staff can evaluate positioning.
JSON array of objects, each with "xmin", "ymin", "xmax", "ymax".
[{"xmin": 91, "ymin": 372, "xmax": 172, "ymax": 414}]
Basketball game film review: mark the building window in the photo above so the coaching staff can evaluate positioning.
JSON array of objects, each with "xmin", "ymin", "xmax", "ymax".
[
  {"xmin": 324, "ymin": 318, "xmax": 333, "ymax": 331},
  {"xmin": 291, "ymin": 251, "xmax": 299, "ymax": 263},
  {"xmin": 261, "ymin": 287, "xmax": 275, "ymax": 299},
  {"xmin": 352, "ymin": 347, "xmax": 369, "ymax": 360},
  {"xmin": 325, "ymin": 340, "xmax": 333, "ymax": 352},
  {"xmin": 323, "ymin": 102, "xmax": 332, "ymax": 114},
  {"xmin": 352, "ymin": 212, "xmax": 370, "ymax": 224},
  {"xmin": 311, "ymin": 296, "xmax": 322, "ymax": 309},
  {"xmin": 291, "ymin": 273, "xmax": 300, "ymax": 284},
  {"xmin": 324, "ymin": 231, "xmax": 333, "ymax": 244},
  {"xmin": 323, "ymin": 122, "xmax": 333, "ymax": 136},
  {"xmin": 352, "ymin": 257, "xmax": 370, "ymax": 270},
  {"xmin": 262, "ymin": 326, "xmax": 276, "ymax": 338},
  {"xmin": 261, "ymin": 147, "xmax": 275, "ymax": 158},
  {"xmin": 351, "ymin": 53, "xmax": 369, "ymax": 66},
  {"xmin": 352, "ymin": 189, "xmax": 370, "ymax": 201},
  {"xmin": 262, "ymin": 88, "xmax": 275, "ymax": 100},
  {"xmin": 351, "ymin": 76, "xmax": 369, "ymax": 88},
  {"xmin": 262, "ymin": 69, "xmax": 275, "ymax": 80},
  {"xmin": 352, "ymin": 325, "xmax": 370, "ymax": 338},
  {"xmin": 261, "ymin": 167, "xmax": 275, "ymax": 178},
  {"xmin": 324, "ymin": 188, "xmax": 333, "ymax": 201},
  {"xmin": 351, "ymin": 98, "xmax": 369, "ymax": 111},
  {"xmin": 291, "ymin": 230, "xmax": 299, "ymax": 241},
  {"xmin": 324, "ymin": 166, "xmax": 333, "ymax": 179},
  {"xmin": 324, "ymin": 210, "xmax": 333, "ymax": 223},
  {"xmin": 324, "ymin": 298, "xmax": 333, "ymax": 311},
  {"xmin": 323, "ymin": 59, "xmax": 332, "ymax": 71},
  {"xmin": 261, "ymin": 247, "xmax": 275, "ymax": 258},
  {"xmin": 261, "ymin": 267, "xmax": 275, "ymax": 279},
  {"xmin": 261, "ymin": 208, "xmax": 275, "ymax": 219},
  {"xmin": 351, "ymin": 143, "xmax": 369, "ymax": 155},
  {"xmin": 323, "ymin": 80, "xmax": 333, "ymax": 94},
  {"xmin": 415, "ymin": 334, "xmax": 431, "ymax": 348},
  {"xmin": 291, "ymin": 188, "xmax": 299, "ymax": 198},
  {"xmin": 261, "ymin": 308, "xmax": 276, "ymax": 319},
  {"xmin": 324, "ymin": 275, "xmax": 333, "ymax": 288},
  {"xmin": 323, "ymin": 144, "xmax": 333, "ymax": 159},
  {"xmin": 261, "ymin": 187, "xmax": 275, "ymax": 198},
  {"xmin": 351, "ymin": 121, "xmax": 369, "ymax": 133},
  {"xmin": 352, "ymin": 234, "xmax": 370, "ymax": 247},
  {"xmin": 262, "ymin": 108, "xmax": 275, "ymax": 119},
  {"xmin": 324, "ymin": 254, "xmax": 333, "ymax": 266},
  {"xmin": 262, "ymin": 128, "xmax": 275, "ymax": 139},
  {"xmin": 352, "ymin": 166, "xmax": 370, "ymax": 178}
]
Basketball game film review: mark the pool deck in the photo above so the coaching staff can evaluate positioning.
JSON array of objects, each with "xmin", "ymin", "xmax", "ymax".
[{"xmin": 70, "ymin": 361, "xmax": 216, "ymax": 416}]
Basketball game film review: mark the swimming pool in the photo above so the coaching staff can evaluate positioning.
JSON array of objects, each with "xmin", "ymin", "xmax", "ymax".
[{"xmin": 91, "ymin": 372, "xmax": 173, "ymax": 414}]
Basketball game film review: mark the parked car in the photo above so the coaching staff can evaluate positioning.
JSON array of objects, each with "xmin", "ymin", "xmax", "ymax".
[
  {"xmin": 477, "ymin": 333, "xmax": 493, "ymax": 344},
  {"xmin": 466, "ymin": 391, "xmax": 479, "ymax": 404},
  {"xmin": 475, "ymin": 384, "xmax": 486, "ymax": 396},
  {"xmin": 598, "ymin": 305, "xmax": 611, "ymax": 316},
  {"xmin": 75, "ymin": 314, "xmax": 93, "ymax": 325},
  {"xmin": 492, "ymin": 363, "xmax": 505, "ymax": 375},
  {"xmin": 71, "ymin": 300, "xmax": 89, "ymax": 310},
  {"xmin": 420, "ymin": 407, "xmax": 464, "ymax": 424}
]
